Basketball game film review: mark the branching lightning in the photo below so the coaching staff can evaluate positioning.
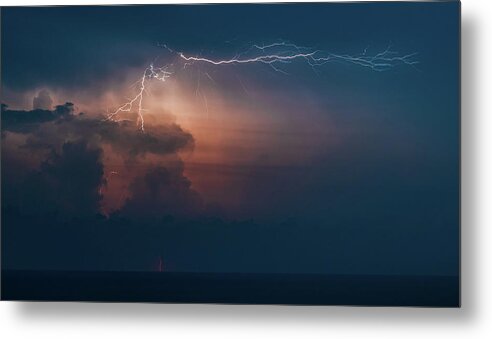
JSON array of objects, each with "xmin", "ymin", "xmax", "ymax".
[
  {"xmin": 107, "ymin": 41, "xmax": 418, "ymax": 131},
  {"xmin": 106, "ymin": 64, "xmax": 171, "ymax": 131},
  {"xmin": 177, "ymin": 42, "xmax": 418, "ymax": 73}
]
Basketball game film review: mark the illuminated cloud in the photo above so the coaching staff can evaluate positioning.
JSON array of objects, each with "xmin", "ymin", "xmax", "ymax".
[
  {"xmin": 1, "ymin": 102, "xmax": 197, "ymax": 219},
  {"xmin": 32, "ymin": 89, "xmax": 53, "ymax": 110}
]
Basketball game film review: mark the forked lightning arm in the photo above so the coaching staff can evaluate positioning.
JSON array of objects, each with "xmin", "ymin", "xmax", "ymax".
[
  {"xmin": 107, "ymin": 42, "xmax": 418, "ymax": 131},
  {"xmin": 106, "ymin": 64, "xmax": 171, "ymax": 131}
]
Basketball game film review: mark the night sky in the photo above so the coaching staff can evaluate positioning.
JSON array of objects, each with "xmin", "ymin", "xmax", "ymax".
[{"xmin": 1, "ymin": 2, "xmax": 459, "ymax": 275}]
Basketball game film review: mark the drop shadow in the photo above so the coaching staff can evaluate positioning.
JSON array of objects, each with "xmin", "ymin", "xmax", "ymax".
[{"xmin": 8, "ymin": 9, "xmax": 478, "ymax": 326}]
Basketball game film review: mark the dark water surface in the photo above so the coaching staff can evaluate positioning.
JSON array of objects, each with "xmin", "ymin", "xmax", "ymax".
[{"xmin": 1, "ymin": 270, "xmax": 459, "ymax": 307}]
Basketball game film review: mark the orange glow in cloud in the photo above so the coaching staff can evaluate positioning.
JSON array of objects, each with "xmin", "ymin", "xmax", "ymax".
[
  {"xmin": 97, "ymin": 74, "xmax": 339, "ymax": 214},
  {"xmin": 9, "ymin": 67, "xmax": 340, "ymax": 216}
]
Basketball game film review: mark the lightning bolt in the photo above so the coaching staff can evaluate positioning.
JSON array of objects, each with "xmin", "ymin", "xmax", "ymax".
[
  {"xmin": 107, "ymin": 42, "xmax": 418, "ymax": 131},
  {"xmin": 106, "ymin": 64, "xmax": 171, "ymax": 131},
  {"xmin": 177, "ymin": 42, "xmax": 418, "ymax": 72}
]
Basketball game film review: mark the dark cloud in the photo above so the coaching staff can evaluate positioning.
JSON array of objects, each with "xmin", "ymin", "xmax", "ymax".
[
  {"xmin": 0, "ymin": 102, "xmax": 197, "ymax": 219},
  {"xmin": 19, "ymin": 141, "xmax": 104, "ymax": 217},
  {"xmin": 96, "ymin": 121, "xmax": 194, "ymax": 158},
  {"xmin": 119, "ymin": 164, "xmax": 203, "ymax": 219},
  {"xmin": 1, "ymin": 102, "xmax": 74, "ymax": 134},
  {"xmin": 1, "ymin": 103, "xmax": 194, "ymax": 157}
]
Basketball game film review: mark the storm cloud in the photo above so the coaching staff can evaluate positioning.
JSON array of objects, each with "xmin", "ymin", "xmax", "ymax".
[
  {"xmin": 1, "ymin": 104, "xmax": 194, "ymax": 156},
  {"xmin": 32, "ymin": 89, "xmax": 53, "ymax": 110},
  {"xmin": 1, "ymin": 100, "xmax": 200, "ymax": 216},
  {"xmin": 18, "ymin": 141, "xmax": 105, "ymax": 217},
  {"xmin": 1, "ymin": 99, "xmax": 208, "ymax": 270},
  {"xmin": 120, "ymin": 164, "xmax": 203, "ymax": 219},
  {"xmin": 1, "ymin": 102, "xmax": 74, "ymax": 134}
]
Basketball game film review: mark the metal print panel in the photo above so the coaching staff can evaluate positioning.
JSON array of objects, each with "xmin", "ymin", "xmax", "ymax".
[{"xmin": 0, "ymin": 1, "xmax": 460, "ymax": 306}]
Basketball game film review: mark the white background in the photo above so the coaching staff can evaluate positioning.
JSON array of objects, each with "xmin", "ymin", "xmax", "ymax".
[{"xmin": 0, "ymin": 0, "xmax": 490, "ymax": 338}]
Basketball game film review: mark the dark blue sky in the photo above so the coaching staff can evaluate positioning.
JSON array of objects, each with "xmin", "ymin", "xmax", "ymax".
[{"xmin": 1, "ymin": 2, "xmax": 460, "ymax": 275}]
